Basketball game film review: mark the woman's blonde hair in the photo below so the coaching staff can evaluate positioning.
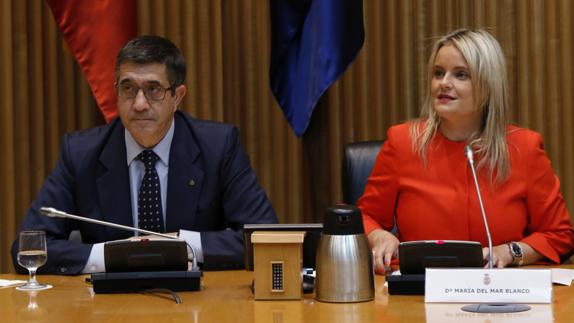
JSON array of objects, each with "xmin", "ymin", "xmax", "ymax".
[{"xmin": 409, "ymin": 29, "xmax": 510, "ymax": 183}]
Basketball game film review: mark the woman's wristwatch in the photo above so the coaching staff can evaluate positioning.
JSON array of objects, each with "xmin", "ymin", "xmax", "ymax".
[{"xmin": 508, "ymin": 241, "xmax": 524, "ymax": 266}]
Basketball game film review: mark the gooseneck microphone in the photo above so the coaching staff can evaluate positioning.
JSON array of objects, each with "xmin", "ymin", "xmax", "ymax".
[
  {"xmin": 464, "ymin": 146, "xmax": 494, "ymax": 269},
  {"xmin": 461, "ymin": 147, "xmax": 532, "ymax": 314},
  {"xmin": 39, "ymin": 206, "xmax": 198, "ymax": 271}
]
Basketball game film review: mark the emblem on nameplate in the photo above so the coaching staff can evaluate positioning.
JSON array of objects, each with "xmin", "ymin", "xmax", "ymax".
[{"xmin": 483, "ymin": 273, "xmax": 491, "ymax": 285}]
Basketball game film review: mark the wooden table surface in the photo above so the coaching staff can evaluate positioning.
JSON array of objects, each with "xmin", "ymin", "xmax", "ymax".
[{"xmin": 2, "ymin": 268, "xmax": 574, "ymax": 323}]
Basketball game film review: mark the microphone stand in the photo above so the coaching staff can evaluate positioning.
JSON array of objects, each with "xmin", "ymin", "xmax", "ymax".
[
  {"xmin": 464, "ymin": 146, "xmax": 493, "ymax": 269},
  {"xmin": 462, "ymin": 146, "xmax": 530, "ymax": 313},
  {"xmin": 39, "ymin": 206, "xmax": 199, "ymax": 271}
]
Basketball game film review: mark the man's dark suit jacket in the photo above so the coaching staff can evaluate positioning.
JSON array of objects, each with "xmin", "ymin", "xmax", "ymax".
[{"xmin": 11, "ymin": 111, "xmax": 278, "ymax": 274}]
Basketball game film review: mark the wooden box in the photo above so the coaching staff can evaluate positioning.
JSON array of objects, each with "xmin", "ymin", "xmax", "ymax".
[{"xmin": 252, "ymin": 231, "xmax": 305, "ymax": 300}]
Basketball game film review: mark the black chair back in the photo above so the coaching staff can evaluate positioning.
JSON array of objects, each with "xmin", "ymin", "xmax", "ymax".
[{"xmin": 342, "ymin": 140, "xmax": 384, "ymax": 205}]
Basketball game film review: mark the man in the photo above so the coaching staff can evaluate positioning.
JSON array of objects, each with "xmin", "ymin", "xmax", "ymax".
[{"xmin": 11, "ymin": 36, "xmax": 277, "ymax": 274}]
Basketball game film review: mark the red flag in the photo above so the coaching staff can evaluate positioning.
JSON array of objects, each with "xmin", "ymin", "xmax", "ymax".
[{"xmin": 46, "ymin": 0, "xmax": 137, "ymax": 122}]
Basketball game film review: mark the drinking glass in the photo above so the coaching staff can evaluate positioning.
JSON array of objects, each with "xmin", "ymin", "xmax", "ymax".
[{"xmin": 16, "ymin": 231, "xmax": 52, "ymax": 291}]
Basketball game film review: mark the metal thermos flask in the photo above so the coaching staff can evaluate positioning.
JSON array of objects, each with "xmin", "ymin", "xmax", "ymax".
[{"xmin": 315, "ymin": 204, "xmax": 374, "ymax": 302}]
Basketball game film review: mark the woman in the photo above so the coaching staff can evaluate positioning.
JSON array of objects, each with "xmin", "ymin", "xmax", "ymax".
[{"xmin": 358, "ymin": 29, "xmax": 574, "ymax": 273}]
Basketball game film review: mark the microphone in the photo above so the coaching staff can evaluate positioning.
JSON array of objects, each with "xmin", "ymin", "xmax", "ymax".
[
  {"xmin": 464, "ymin": 146, "xmax": 494, "ymax": 269},
  {"xmin": 39, "ymin": 206, "xmax": 198, "ymax": 271},
  {"xmin": 461, "ymin": 147, "xmax": 533, "ymax": 314}
]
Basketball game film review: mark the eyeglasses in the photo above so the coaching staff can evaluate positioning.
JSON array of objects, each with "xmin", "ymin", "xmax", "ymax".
[{"xmin": 117, "ymin": 82, "xmax": 174, "ymax": 101}]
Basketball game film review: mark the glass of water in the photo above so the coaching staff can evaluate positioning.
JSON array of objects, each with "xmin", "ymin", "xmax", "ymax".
[{"xmin": 16, "ymin": 231, "xmax": 52, "ymax": 291}]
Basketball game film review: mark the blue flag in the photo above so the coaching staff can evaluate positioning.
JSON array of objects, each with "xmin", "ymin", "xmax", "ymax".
[{"xmin": 270, "ymin": 0, "xmax": 365, "ymax": 137}]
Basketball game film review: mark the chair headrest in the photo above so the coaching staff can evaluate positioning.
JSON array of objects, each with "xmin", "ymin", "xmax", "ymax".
[{"xmin": 342, "ymin": 140, "xmax": 384, "ymax": 205}]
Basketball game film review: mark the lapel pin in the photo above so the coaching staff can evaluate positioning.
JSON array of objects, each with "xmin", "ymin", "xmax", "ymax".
[{"xmin": 188, "ymin": 179, "xmax": 196, "ymax": 187}]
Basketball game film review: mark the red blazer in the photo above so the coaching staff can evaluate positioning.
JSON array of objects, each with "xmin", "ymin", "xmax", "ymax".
[{"xmin": 359, "ymin": 123, "xmax": 574, "ymax": 263}]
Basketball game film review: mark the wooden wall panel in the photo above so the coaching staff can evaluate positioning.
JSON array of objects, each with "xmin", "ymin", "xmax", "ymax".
[{"xmin": 1, "ymin": 0, "xmax": 16, "ymax": 274}]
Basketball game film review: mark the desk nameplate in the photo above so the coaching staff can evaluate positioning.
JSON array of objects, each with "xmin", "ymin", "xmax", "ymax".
[{"xmin": 425, "ymin": 268, "xmax": 552, "ymax": 303}]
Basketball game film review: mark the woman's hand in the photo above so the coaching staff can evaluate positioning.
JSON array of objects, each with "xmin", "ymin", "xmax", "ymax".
[
  {"xmin": 483, "ymin": 242, "xmax": 543, "ymax": 268},
  {"xmin": 482, "ymin": 244, "xmax": 513, "ymax": 268},
  {"xmin": 368, "ymin": 229, "xmax": 399, "ymax": 273}
]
